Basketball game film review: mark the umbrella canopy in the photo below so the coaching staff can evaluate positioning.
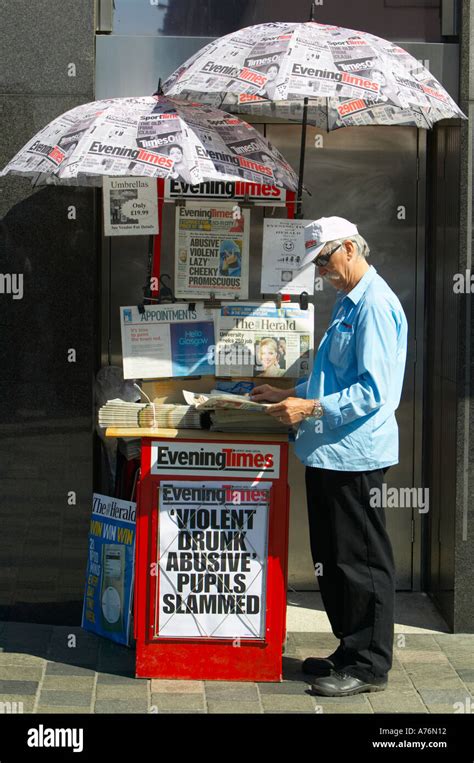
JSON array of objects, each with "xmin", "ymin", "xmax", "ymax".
[
  {"xmin": 163, "ymin": 21, "xmax": 466, "ymax": 130},
  {"xmin": 0, "ymin": 95, "xmax": 298, "ymax": 190}
]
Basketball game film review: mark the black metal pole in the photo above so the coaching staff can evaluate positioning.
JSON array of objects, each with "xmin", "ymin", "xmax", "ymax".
[
  {"xmin": 296, "ymin": 97, "xmax": 308, "ymax": 219},
  {"xmin": 295, "ymin": 2, "xmax": 317, "ymax": 217}
]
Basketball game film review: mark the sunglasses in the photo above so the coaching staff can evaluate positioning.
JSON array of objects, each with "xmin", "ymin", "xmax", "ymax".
[{"xmin": 314, "ymin": 243, "xmax": 343, "ymax": 268}]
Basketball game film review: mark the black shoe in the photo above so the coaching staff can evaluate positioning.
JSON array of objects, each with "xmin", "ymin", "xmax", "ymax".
[
  {"xmin": 311, "ymin": 670, "xmax": 387, "ymax": 697},
  {"xmin": 302, "ymin": 649, "xmax": 344, "ymax": 676}
]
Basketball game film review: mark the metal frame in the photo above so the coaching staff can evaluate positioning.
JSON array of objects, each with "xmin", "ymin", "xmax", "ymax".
[
  {"xmin": 95, "ymin": 0, "xmax": 114, "ymax": 33},
  {"xmin": 412, "ymin": 128, "xmax": 427, "ymax": 592}
]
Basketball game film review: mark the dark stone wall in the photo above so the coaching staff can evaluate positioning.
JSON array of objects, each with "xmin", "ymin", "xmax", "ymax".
[{"xmin": 0, "ymin": 1, "xmax": 97, "ymax": 624}]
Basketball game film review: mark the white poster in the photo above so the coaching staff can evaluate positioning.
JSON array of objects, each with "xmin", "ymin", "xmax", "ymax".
[
  {"xmin": 261, "ymin": 218, "xmax": 315, "ymax": 295},
  {"xmin": 175, "ymin": 203, "xmax": 250, "ymax": 299},
  {"xmin": 214, "ymin": 301, "xmax": 314, "ymax": 378},
  {"xmin": 103, "ymin": 176, "xmax": 159, "ymax": 236},
  {"xmin": 119, "ymin": 303, "xmax": 215, "ymax": 379},
  {"xmin": 156, "ymin": 481, "xmax": 270, "ymax": 639}
]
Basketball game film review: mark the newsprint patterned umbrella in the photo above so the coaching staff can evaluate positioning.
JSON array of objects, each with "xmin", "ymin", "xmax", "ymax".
[
  {"xmin": 0, "ymin": 95, "xmax": 298, "ymax": 191},
  {"xmin": 163, "ymin": 21, "xmax": 466, "ymax": 130}
]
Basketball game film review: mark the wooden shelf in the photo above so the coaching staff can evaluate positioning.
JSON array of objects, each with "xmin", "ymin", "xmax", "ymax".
[{"xmin": 105, "ymin": 427, "xmax": 289, "ymax": 442}]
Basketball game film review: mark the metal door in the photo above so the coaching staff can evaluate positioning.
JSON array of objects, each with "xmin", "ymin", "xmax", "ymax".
[{"xmin": 263, "ymin": 124, "xmax": 424, "ymax": 590}]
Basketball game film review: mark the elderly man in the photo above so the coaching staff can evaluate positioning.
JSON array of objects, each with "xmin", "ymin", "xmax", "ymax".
[{"xmin": 251, "ymin": 216, "xmax": 408, "ymax": 697}]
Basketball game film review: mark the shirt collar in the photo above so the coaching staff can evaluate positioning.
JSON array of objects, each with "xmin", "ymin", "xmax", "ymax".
[{"xmin": 340, "ymin": 265, "xmax": 377, "ymax": 305}]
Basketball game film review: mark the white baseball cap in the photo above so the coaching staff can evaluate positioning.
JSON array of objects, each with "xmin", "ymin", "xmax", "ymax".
[{"xmin": 301, "ymin": 216, "xmax": 359, "ymax": 269}]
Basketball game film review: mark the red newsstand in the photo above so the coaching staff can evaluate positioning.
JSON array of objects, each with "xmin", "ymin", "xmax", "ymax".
[{"xmin": 117, "ymin": 428, "xmax": 290, "ymax": 682}]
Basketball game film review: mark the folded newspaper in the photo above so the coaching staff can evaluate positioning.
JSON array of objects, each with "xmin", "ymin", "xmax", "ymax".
[
  {"xmin": 210, "ymin": 408, "xmax": 287, "ymax": 433},
  {"xmin": 183, "ymin": 390, "xmax": 271, "ymax": 412}
]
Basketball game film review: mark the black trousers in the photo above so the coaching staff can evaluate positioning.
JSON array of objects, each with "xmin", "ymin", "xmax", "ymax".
[{"xmin": 305, "ymin": 465, "xmax": 396, "ymax": 682}]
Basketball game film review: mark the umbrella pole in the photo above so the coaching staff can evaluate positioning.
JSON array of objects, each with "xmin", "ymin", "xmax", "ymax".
[
  {"xmin": 296, "ymin": 96, "xmax": 308, "ymax": 219},
  {"xmin": 295, "ymin": 2, "xmax": 316, "ymax": 218}
]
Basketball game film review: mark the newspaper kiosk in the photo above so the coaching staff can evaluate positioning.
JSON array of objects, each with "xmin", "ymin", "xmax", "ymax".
[
  {"xmin": 104, "ymin": 178, "xmax": 303, "ymax": 680},
  {"xmin": 106, "ymin": 427, "xmax": 290, "ymax": 682}
]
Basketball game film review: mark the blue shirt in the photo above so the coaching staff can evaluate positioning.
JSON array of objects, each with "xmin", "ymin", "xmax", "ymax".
[{"xmin": 294, "ymin": 265, "xmax": 408, "ymax": 471}]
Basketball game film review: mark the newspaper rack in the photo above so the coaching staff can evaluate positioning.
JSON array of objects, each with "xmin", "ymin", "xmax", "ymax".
[{"xmin": 106, "ymin": 427, "xmax": 291, "ymax": 682}]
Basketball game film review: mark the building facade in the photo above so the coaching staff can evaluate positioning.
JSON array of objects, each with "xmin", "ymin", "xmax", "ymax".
[{"xmin": 0, "ymin": 0, "xmax": 472, "ymax": 630}]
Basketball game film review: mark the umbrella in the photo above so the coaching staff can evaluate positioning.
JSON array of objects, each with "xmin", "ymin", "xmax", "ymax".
[
  {"xmin": 0, "ymin": 95, "xmax": 298, "ymax": 191},
  {"xmin": 162, "ymin": 17, "xmax": 466, "ymax": 214},
  {"xmin": 162, "ymin": 21, "xmax": 466, "ymax": 130}
]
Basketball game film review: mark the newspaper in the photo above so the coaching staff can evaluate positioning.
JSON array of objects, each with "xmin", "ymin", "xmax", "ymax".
[
  {"xmin": 261, "ymin": 218, "xmax": 315, "ymax": 295},
  {"xmin": 213, "ymin": 301, "xmax": 314, "ymax": 378},
  {"xmin": 183, "ymin": 390, "xmax": 269, "ymax": 412},
  {"xmin": 103, "ymin": 176, "xmax": 159, "ymax": 236},
  {"xmin": 175, "ymin": 203, "xmax": 250, "ymax": 299},
  {"xmin": 120, "ymin": 303, "xmax": 215, "ymax": 379},
  {"xmin": 163, "ymin": 23, "xmax": 466, "ymax": 130},
  {"xmin": 81, "ymin": 494, "xmax": 136, "ymax": 646}
]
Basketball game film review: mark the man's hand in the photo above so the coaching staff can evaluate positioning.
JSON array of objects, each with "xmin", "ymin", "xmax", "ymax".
[
  {"xmin": 250, "ymin": 384, "xmax": 292, "ymax": 403},
  {"xmin": 266, "ymin": 397, "xmax": 315, "ymax": 425}
]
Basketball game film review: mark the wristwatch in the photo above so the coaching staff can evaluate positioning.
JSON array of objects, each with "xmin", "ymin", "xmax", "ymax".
[{"xmin": 307, "ymin": 399, "xmax": 324, "ymax": 419}]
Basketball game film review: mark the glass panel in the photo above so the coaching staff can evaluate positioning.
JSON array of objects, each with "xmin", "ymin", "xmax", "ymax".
[{"xmin": 111, "ymin": 0, "xmax": 442, "ymax": 41}]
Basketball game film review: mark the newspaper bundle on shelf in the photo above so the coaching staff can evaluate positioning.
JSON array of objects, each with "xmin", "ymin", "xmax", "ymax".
[
  {"xmin": 98, "ymin": 399, "xmax": 205, "ymax": 429},
  {"xmin": 182, "ymin": 390, "xmax": 288, "ymax": 433},
  {"xmin": 209, "ymin": 408, "xmax": 288, "ymax": 434}
]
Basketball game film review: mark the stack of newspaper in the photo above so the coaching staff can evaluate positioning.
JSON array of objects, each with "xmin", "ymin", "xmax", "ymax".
[
  {"xmin": 183, "ymin": 390, "xmax": 288, "ymax": 433},
  {"xmin": 98, "ymin": 399, "xmax": 204, "ymax": 429},
  {"xmin": 118, "ymin": 437, "xmax": 141, "ymax": 461},
  {"xmin": 209, "ymin": 409, "xmax": 288, "ymax": 433}
]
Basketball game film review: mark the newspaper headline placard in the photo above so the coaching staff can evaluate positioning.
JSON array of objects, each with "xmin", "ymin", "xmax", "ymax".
[
  {"xmin": 213, "ymin": 301, "xmax": 314, "ymax": 378},
  {"xmin": 261, "ymin": 218, "xmax": 315, "ymax": 295},
  {"xmin": 165, "ymin": 178, "xmax": 288, "ymax": 205},
  {"xmin": 120, "ymin": 303, "xmax": 215, "ymax": 379},
  {"xmin": 156, "ymin": 481, "xmax": 270, "ymax": 639},
  {"xmin": 175, "ymin": 203, "xmax": 250, "ymax": 299},
  {"xmin": 81, "ymin": 494, "xmax": 136, "ymax": 646},
  {"xmin": 103, "ymin": 176, "xmax": 159, "ymax": 236}
]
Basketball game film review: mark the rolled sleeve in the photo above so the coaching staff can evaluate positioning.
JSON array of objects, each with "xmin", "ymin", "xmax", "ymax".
[
  {"xmin": 319, "ymin": 301, "xmax": 399, "ymax": 430},
  {"xmin": 294, "ymin": 377, "xmax": 309, "ymax": 399}
]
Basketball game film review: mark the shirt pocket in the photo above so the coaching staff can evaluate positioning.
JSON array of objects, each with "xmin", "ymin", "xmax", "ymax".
[{"xmin": 328, "ymin": 322, "xmax": 355, "ymax": 367}]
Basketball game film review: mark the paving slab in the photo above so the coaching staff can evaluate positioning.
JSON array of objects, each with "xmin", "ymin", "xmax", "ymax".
[{"xmin": 0, "ymin": 614, "xmax": 472, "ymax": 715}]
